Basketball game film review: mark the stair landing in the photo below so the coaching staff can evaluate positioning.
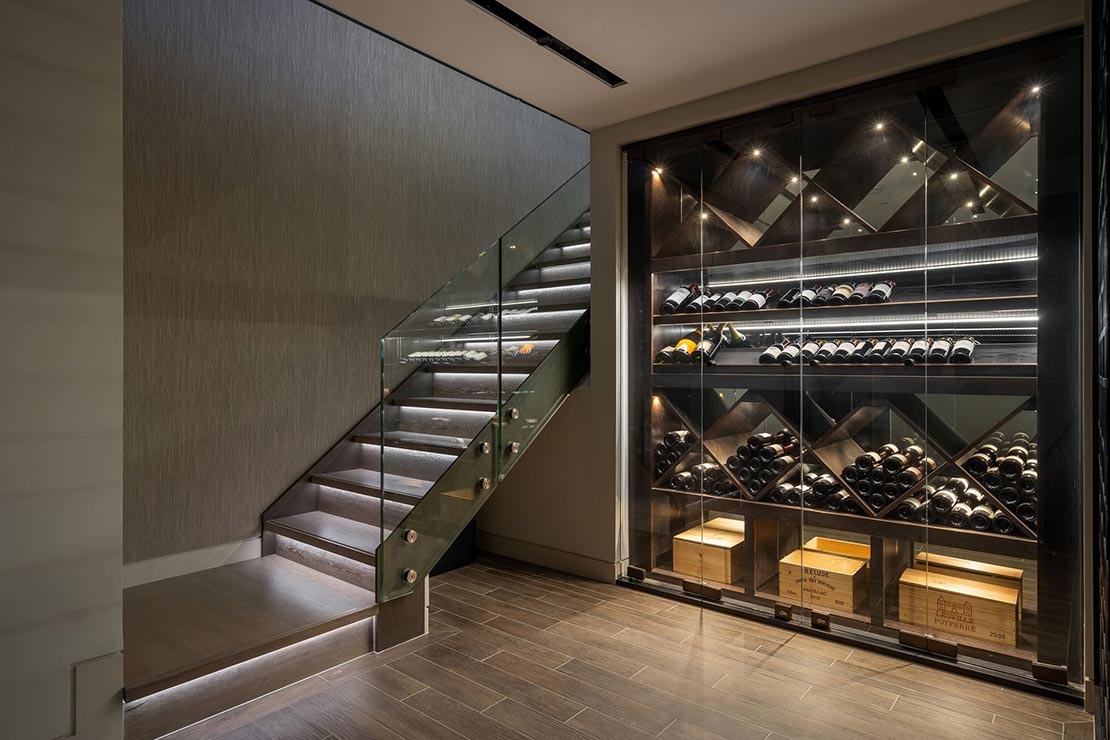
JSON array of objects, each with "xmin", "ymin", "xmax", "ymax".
[{"xmin": 123, "ymin": 555, "xmax": 375, "ymax": 701}]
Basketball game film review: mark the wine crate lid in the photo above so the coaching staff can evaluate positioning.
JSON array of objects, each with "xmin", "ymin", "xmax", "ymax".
[
  {"xmin": 803, "ymin": 536, "xmax": 870, "ymax": 561},
  {"xmin": 674, "ymin": 525, "xmax": 745, "ymax": 548},
  {"xmin": 703, "ymin": 517, "xmax": 745, "ymax": 535},
  {"xmin": 780, "ymin": 549, "xmax": 866, "ymax": 577},
  {"xmin": 898, "ymin": 568, "xmax": 1018, "ymax": 605},
  {"xmin": 913, "ymin": 551, "xmax": 1023, "ymax": 582}
]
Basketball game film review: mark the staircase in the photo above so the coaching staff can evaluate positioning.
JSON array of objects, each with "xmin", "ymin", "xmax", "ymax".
[{"xmin": 122, "ymin": 165, "xmax": 590, "ymax": 739}]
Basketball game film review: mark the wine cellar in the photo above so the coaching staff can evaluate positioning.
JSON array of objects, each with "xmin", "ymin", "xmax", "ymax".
[{"xmin": 623, "ymin": 32, "xmax": 1084, "ymax": 695}]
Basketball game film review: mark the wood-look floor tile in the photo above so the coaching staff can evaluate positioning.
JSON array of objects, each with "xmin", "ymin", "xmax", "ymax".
[
  {"xmin": 480, "ymin": 587, "xmax": 627, "ymax": 637},
  {"xmin": 401, "ymin": 690, "xmax": 526, "ymax": 740},
  {"xmin": 416, "ymin": 642, "xmax": 583, "ymax": 721},
  {"xmin": 435, "ymin": 584, "xmax": 561, "ymax": 630},
  {"xmin": 430, "ymin": 591, "xmax": 502, "ymax": 624},
  {"xmin": 388, "ymin": 653, "xmax": 504, "ymax": 711},
  {"xmin": 631, "ymin": 665, "xmax": 881, "ymax": 740},
  {"xmin": 556, "ymin": 658, "xmax": 772, "ymax": 740},
  {"xmin": 658, "ymin": 718, "xmax": 746, "ymax": 740},
  {"xmin": 434, "ymin": 569, "xmax": 501, "ymax": 595},
  {"xmin": 992, "ymin": 713, "xmax": 1068, "ymax": 740},
  {"xmin": 536, "ymin": 589, "xmax": 659, "ymax": 620},
  {"xmin": 483, "ymin": 615, "xmax": 647, "ymax": 678},
  {"xmin": 160, "ymin": 676, "xmax": 333, "ymax": 740},
  {"xmin": 458, "ymin": 566, "xmax": 556, "ymax": 599},
  {"xmin": 1063, "ymin": 720, "xmax": 1095, "ymax": 740},
  {"xmin": 289, "ymin": 689, "xmax": 406, "ymax": 740},
  {"xmin": 437, "ymin": 630, "xmax": 502, "ymax": 661},
  {"xmin": 359, "ymin": 664, "xmax": 428, "ymax": 701},
  {"xmin": 565, "ymin": 707, "xmax": 660, "ymax": 740},
  {"xmin": 432, "ymin": 610, "xmax": 572, "ymax": 669},
  {"xmin": 324, "ymin": 676, "xmax": 468, "ymax": 740},
  {"xmin": 484, "ymin": 650, "xmax": 674, "ymax": 735},
  {"xmin": 483, "ymin": 697, "xmax": 597, "ymax": 740},
  {"xmin": 889, "ymin": 691, "xmax": 1056, "ymax": 740},
  {"xmin": 251, "ymin": 706, "xmax": 330, "ymax": 740},
  {"xmin": 318, "ymin": 627, "xmax": 456, "ymax": 683},
  {"xmin": 212, "ymin": 723, "xmax": 273, "ymax": 740},
  {"xmin": 546, "ymin": 621, "xmax": 727, "ymax": 688}
]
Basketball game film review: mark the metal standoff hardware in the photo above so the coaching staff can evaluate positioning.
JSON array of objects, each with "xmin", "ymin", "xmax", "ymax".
[
  {"xmin": 403, "ymin": 529, "xmax": 418, "ymax": 544},
  {"xmin": 479, "ymin": 441, "xmax": 492, "ymax": 454},
  {"xmin": 507, "ymin": 407, "xmax": 520, "ymax": 420},
  {"xmin": 508, "ymin": 441, "xmax": 521, "ymax": 454},
  {"xmin": 403, "ymin": 569, "xmax": 418, "ymax": 584},
  {"xmin": 479, "ymin": 477, "xmax": 493, "ymax": 490}
]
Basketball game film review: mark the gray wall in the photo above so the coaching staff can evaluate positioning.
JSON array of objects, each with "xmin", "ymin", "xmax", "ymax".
[
  {"xmin": 478, "ymin": 0, "xmax": 1082, "ymax": 581},
  {"xmin": 124, "ymin": 0, "xmax": 588, "ymax": 562},
  {"xmin": 0, "ymin": 0, "xmax": 124, "ymax": 737}
]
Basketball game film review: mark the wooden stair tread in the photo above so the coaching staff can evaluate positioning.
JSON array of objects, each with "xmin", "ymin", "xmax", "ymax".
[
  {"xmin": 123, "ymin": 555, "xmax": 374, "ymax": 700},
  {"xmin": 312, "ymin": 468, "xmax": 433, "ymax": 504},
  {"xmin": 265, "ymin": 511, "xmax": 385, "ymax": 565},
  {"xmin": 509, "ymin": 276, "xmax": 591, "ymax": 291},
  {"xmin": 354, "ymin": 429, "xmax": 470, "ymax": 454}
]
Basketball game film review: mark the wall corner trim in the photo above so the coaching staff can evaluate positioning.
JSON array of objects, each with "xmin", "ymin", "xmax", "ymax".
[{"xmin": 52, "ymin": 653, "xmax": 123, "ymax": 740}]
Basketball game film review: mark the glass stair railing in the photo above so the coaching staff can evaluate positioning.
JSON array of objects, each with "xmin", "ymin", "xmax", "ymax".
[{"xmin": 376, "ymin": 164, "xmax": 590, "ymax": 602}]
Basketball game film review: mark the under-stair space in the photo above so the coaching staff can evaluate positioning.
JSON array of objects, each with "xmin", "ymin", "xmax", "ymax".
[{"xmin": 122, "ymin": 201, "xmax": 591, "ymax": 739}]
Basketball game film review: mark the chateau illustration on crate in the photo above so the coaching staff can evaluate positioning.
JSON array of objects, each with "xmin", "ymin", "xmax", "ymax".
[{"xmin": 626, "ymin": 33, "xmax": 1083, "ymax": 692}]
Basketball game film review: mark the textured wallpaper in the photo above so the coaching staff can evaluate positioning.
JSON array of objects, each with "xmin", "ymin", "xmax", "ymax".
[{"xmin": 123, "ymin": 0, "xmax": 588, "ymax": 561}]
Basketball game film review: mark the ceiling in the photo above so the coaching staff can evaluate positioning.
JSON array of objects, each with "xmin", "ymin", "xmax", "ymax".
[{"xmin": 324, "ymin": 0, "xmax": 1028, "ymax": 130}]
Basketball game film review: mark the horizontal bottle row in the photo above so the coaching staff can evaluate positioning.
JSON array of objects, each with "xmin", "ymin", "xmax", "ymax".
[
  {"xmin": 660, "ymin": 281, "xmax": 896, "ymax": 314},
  {"xmin": 762, "ymin": 336, "xmax": 978, "ymax": 365},
  {"xmin": 431, "ymin": 306, "xmax": 538, "ymax": 327},
  {"xmin": 654, "ymin": 323, "xmax": 750, "ymax": 364},
  {"xmin": 403, "ymin": 343, "xmax": 540, "ymax": 364}
]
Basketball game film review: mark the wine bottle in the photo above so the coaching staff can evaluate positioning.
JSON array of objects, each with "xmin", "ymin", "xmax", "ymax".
[
  {"xmin": 684, "ymin": 292, "xmax": 715, "ymax": 313},
  {"xmin": 759, "ymin": 341, "xmax": 789, "ymax": 364},
  {"xmin": 721, "ymin": 323, "xmax": 749, "ymax": 348},
  {"xmin": 799, "ymin": 338, "xmax": 822, "ymax": 363},
  {"xmin": 747, "ymin": 432, "xmax": 774, "ymax": 449},
  {"xmin": 735, "ymin": 445, "xmax": 753, "ymax": 461},
  {"xmin": 870, "ymin": 467, "xmax": 889, "ymax": 484},
  {"xmin": 896, "ymin": 466, "xmax": 923, "ymax": 489},
  {"xmin": 850, "ymin": 339, "xmax": 876, "ymax": 362},
  {"xmin": 670, "ymin": 471, "xmax": 695, "ymax": 491},
  {"xmin": 982, "ymin": 467, "xmax": 1004, "ymax": 491},
  {"xmin": 777, "ymin": 287, "xmax": 801, "ymax": 308},
  {"xmin": 769, "ymin": 455, "xmax": 796, "ymax": 475},
  {"xmin": 812, "ymin": 285, "xmax": 835, "ymax": 306},
  {"xmin": 885, "ymin": 338, "xmax": 912, "ymax": 363},
  {"xmin": 929, "ymin": 488, "xmax": 958, "ymax": 514},
  {"xmin": 883, "ymin": 481, "xmax": 902, "ymax": 499},
  {"xmin": 856, "ymin": 443, "xmax": 896, "ymax": 471},
  {"xmin": 654, "ymin": 346, "xmax": 677, "ymax": 364},
  {"xmin": 653, "ymin": 442, "xmax": 669, "ymax": 458},
  {"xmin": 672, "ymin": 328, "xmax": 702, "ymax": 363},
  {"xmin": 813, "ymin": 475, "xmax": 838, "ymax": 496},
  {"xmin": 725, "ymin": 290, "xmax": 753, "ymax": 310},
  {"xmin": 903, "ymin": 337, "xmax": 932, "ymax": 366},
  {"xmin": 948, "ymin": 502, "xmax": 973, "ymax": 528},
  {"xmin": 778, "ymin": 342, "xmax": 803, "ymax": 366},
  {"xmin": 927, "ymin": 337, "xmax": 953, "ymax": 362},
  {"xmin": 848, "ymin": 282, "xmax": 873, "ymax": 304},
  {"xmin": 760, "ymin": 442, "xmax": 797, "ymax": 461},
  {"xmin": 740, "ymin": 288, "xmax": 778, "ymax": 310},
  {"xmin": 968, "ymin": 504, "xmax": 994, "ymax": 531},
  {"xmin": 811, "ymin": 340, "xmax": 839, "ymax": 364},
  {"xmin": 866, "ymin": 279, "xmax": 895, "ymax": 303},
  {"xmin": 831, "ymin": 339, "xmax": 857, "ymax": 361},
  {"xmin": 768, "ymin": 484, "xmax": 789, "ymax": 504},
  {"xmin": 799, "ymin": 285, "xmax": 821, "ymax": 307},
  {"xmin": 1016, "ymin": 499, "xmax": 1038, "ymax": 523},
  {"xmin": 991, "ymin": 509, "xmax": 1016, "ymax": 535},
  {"xmin": 895, "ymin": 497, "xmax": 923, "ymax": 521},
  {"xmin": 692, "ymin": 324, "xmax": 724, "ymax": 365},
  {"xmin": 868, "ymin": 491, "xmax": 887, "ymax": 510},
  {"xmin": 710, "ymin": 292, "xmax": 735, "ymax": 311},
  {"xmin": 827, "ymin": 283, "xmax": 856, "ymax": 306},
  {"xmin": 856, "ymin": 479, "xmax": 873, "ymax": 495},
  {"xmin": 1019, "ymin": 467, "xmax": 1038, "ymax": 494},
  {"xmin": 947, "ymin": 476, "xmax": 970, "ymax": 495},
  {"xmin": 663, "ymin": 430, "xmax": 691, "ymax": 446},
  {"xmin": 865, "ymin": 338, "xmax": 893, "ymax": 363},
  {"xmin": 841, "ymin": 465, "xmax": 861, "ymax": 483},
  {"xmin": 949, "ymin": 336, "xmax": 978, "ymax": 363},
  {"xmin": 965, "ymin": 449, "xmax": 995, "ymax": 477},
  {"xmin": 661, "ymin": 284, "xmax": 699, "ymax": 314}
]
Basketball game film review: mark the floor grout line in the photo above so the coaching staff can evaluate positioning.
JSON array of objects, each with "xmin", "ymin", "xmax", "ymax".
[
  {"xmin": 480, "ymin": 649, "xmax": 504, "ymax": 663},
  {"xmin": 400, "ymin": 686, "xmax": 428, "ymax": 702},
  {"xmin": 798, "ymin": 685, "xmax": 812, "ymax": 700},
  {"xmin": 656, "ymin": 718, "xmax": 678, "ymax": 737},
  {"xmin": 563, "ymin": 706, "xmax": 589, "ymax": 725},
  {"xmin": 890, "ymin": 695, "xmax": 899, "ymax": 712},
  {"xmin": 711, "ymin": 673, "xmax": 729, "ymax": 689},
  {"xmin": 629, "ymin": 665, "xmax": 649, "ymax": 680}
]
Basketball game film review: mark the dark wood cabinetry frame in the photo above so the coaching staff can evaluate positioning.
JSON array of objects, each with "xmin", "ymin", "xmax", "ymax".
[{"xmin": 621, "ymin": 30, "xmax": 1086, "ymax": 701}]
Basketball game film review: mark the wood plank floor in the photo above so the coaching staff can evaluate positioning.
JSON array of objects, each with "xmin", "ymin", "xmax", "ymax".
[{"xmin": 159, "ymin": 555, "xmax": 1093, "ymax": 740}]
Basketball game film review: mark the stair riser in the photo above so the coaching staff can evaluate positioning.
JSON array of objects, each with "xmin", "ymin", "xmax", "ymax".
[
  {"xmin": 123, "ymin": 616, "xmax": 373, "ymax": 740},
  {"xmin": 356, "ymin": 443, "xmax": 457, "ymax": 481},
  {"xmin": 427, "ymin": 370, "xmax": 529, "ymax": 398},
  {"xmin": 505, "ymin": 282, "xmax": 590, "ymax": 304},
  {"xmin": 274, "ymin": 534, "xmax": 375, "ymax": 590},
  {"xmin": 513, "ymin": 261, "xmax": 591, "ymax": 287},
  {"xmin": 318, "ymin": 486, "xmax": 412, "ymax": 529}
]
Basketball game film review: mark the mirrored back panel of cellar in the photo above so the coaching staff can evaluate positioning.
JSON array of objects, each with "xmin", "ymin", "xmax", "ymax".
[{"xmin": 623, "ymin": 31, "xmax": 1084, "ymax": 694}]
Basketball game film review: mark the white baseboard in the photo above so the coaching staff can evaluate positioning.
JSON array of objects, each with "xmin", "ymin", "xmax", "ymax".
[
  {"xmin": 477, "ymin": 531, "xmax": 618, "ymax": 583},
  {"xmin": 123, "ymin": 539, "xmax": 261, "ymax": 588}
]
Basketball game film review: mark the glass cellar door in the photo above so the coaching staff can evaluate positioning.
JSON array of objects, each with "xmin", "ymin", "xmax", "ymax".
[{"xmin": 625, "ymin": 31, "xmax": 1084, "ymax": 692}]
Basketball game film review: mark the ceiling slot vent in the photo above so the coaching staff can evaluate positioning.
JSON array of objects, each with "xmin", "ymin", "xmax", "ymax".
[{"xmin": 466, "ymin": 0, "xmax": 627, "ymax": 88}]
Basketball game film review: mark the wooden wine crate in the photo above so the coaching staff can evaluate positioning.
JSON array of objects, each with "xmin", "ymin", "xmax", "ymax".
[
  {"xmin": 779, "ymin": 549, "xmax": 868, "ymax": 612},
  {"xmin": 672, "ymin": 518, "xmax": 745, "ymax": 584},
  {"xmin": 803, "ymin": 536, "xmax": 870, "ymax": 561},
  {"xmin": 898, "ymin": 568, "xmax": 1019, "ymax": 647},
  {"xmin": 913, "ymin": 551, "xmax": 1024, "ymax": 611}
]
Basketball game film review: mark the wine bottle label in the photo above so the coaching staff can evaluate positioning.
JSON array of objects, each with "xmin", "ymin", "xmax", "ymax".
[
  {"xmin": 909, "ymin": 339, "xmax": 930, "ymax": 354},
  {"xmin": 930, "ymin": 339, "xmax": 951, "ymax": 353},
  {"xmin": 675, "ymin": 339, "xmax": 697, "ymax": 354},
  {"xmin": 800, "ymin": 288, "xmax": 817, "ymax": 301},
  {"xmin": 953, "ymin": 338, "xmax": 976, "ymax": 353},
  {"xmin": 891, "ymin": 340, "xmax": 911, "ymax": 353},
  {"xmin": 748, "ymin": 294, "xmax": 767, "ymax": 309},
  {"xmin": 801, "ymin": 340, "xmax": 821, "ymax": 355}
]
